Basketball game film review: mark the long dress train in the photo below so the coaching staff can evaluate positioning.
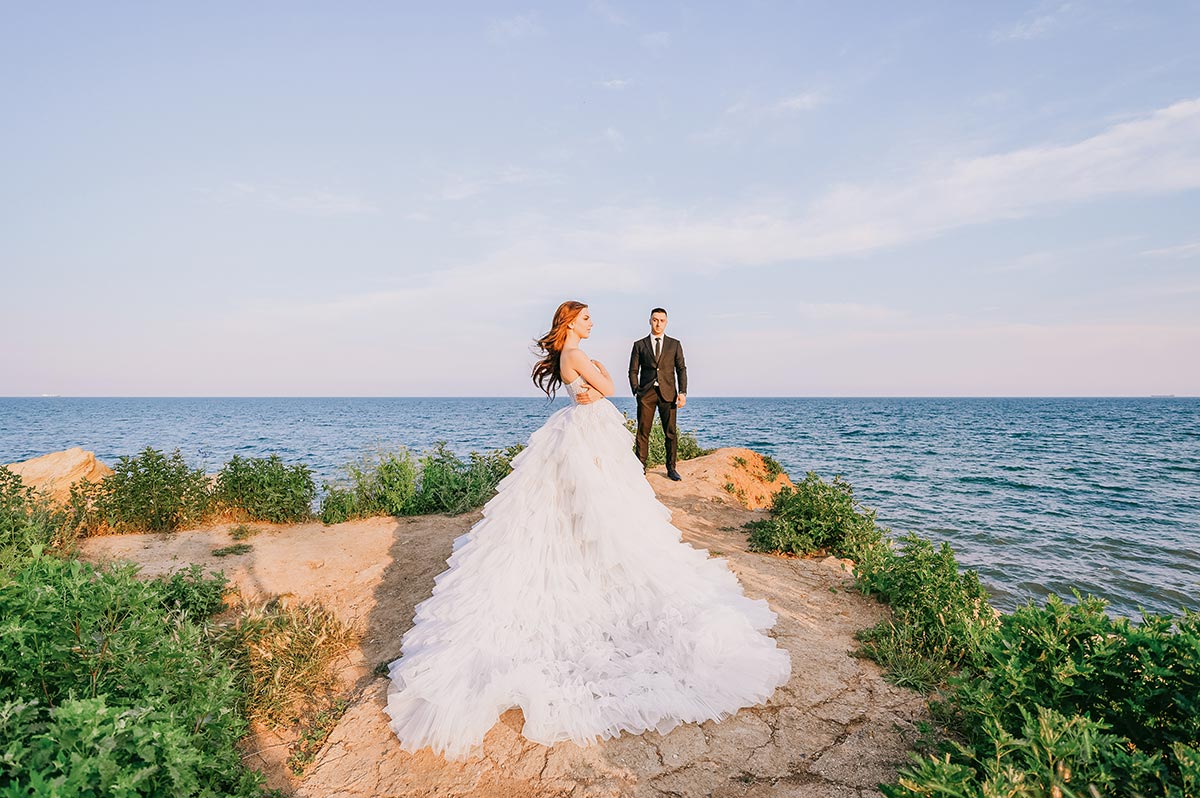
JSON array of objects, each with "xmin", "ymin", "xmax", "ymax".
[{"xmin": 385, "ymin": 376, "xmax": 791, "ymax": 758}]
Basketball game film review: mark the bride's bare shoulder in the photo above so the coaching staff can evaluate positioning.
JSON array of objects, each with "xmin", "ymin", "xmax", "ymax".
[{"xmin": 561, "ymin": 347, "xmax": 588, "ymax": 366}]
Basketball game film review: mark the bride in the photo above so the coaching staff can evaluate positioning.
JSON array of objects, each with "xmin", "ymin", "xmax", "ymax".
[{"xmin": 385, "ymin": 300, "xmax": 791, "ymax": 759}]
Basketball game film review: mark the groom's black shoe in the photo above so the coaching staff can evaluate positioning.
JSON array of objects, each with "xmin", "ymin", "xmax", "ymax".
[{"xmin": 667, "ymin": 469, "xmax": 682, "ymax": 481}]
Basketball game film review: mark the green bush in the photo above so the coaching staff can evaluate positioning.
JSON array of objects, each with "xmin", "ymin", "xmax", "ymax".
[
  {"xmin": 214, "ymin": 454, "xmax": 315, "ymax": 523},
  {"xmin": 886, "ymin": 705, "xmax": 1169, "ymax": 798},
  {"xmin": 0, "ymin": 467, "xmax": 72, "ymax": 573},
  {"xmin": 71, "ymin": 447, "xmax": 211, "ymax": 534},
  {"xmin": 318, "ymin": 485, "xmax": 357, "ymax": 525},
  {"xmin": 319, "ymin": 443, "xmax": 523, "ymax": 521},
  {"xmin": 853, "ymin": 533, "xmax": 998, "ymax": 689},
  {"xmin": 761, "ymin": 454, "xmax": 784, "ymax": 482},
  {"xmin": 409, "ymin": 444, "xmax": 523, "ymax": 515},
  {"xmin": 153, "ymin": 564, "xmax": 230, "ymax": 623},
  {"xmin": 736, "ymin": 469, "xmax": 1200, "ymax": 795},
  {"xmin": 0, "ymin": 556, "xmax": 260, "ymax": 797},
  {"xmin": 622, "ymin": 415, "xmax": 712, "ymax": 467},
  {"xmin": 899, "ymin": 595, "xmax": 1200, "ymax": 797},
  {"xmin": 746, "ymin": 472, "xmax": 882, "ymax": 560}
]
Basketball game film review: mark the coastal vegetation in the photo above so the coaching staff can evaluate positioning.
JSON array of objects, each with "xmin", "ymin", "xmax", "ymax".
[
  {"xmin": 622, "ymin": 415, "xmax": 712, "ymax": 466},
  {"xmin": 317, "ymin": 442, "xmax": 525, "ymax": 523},
  {"xmin": 14, "ymin": 439, "xmax": 1193, "ymax": 796},
  {"xmin": 0, "ymin": 466, "xmax": 353, "ymax": 796},
  {"xmin": 0, "ymin": 480, "xmax": 262, "ymax": 795},
  {"xmin": 749, "ymin": 470, "xmax": 1200, "ymax": 798},
  {"xmin": 68, "ymin": 446, "xmax": 212, "ymax": 535},
  {"xmin": 746, "ymin": 472, "xmax": 882, "ymax": 561},
  {"xmin": 215, "ymin": 455, "xmax": 316, "ymax": 524},
  {"xmin": 0, "ymin": 429, "xmax": 716, "ymax": 794}
]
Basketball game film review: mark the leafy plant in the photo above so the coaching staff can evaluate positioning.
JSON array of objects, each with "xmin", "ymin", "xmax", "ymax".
[
  {"xmin": 854, "ymin": 533, "xmax": 998, "ymax": 688},
  {"xmin": 746, "ymin": 471, "xmax": 882, "ymax": 560},
  {"xmin": 0, "ymin": 467, "xmax": 73, "ymax": 572},
  {"xmin": 0, "ymin": 556, "xmax": 260, "ymax": 797},
  {"xmin": 319, "ymin": 443, "xmax": 524, "ymax": 521},
  {"xmin": 318, "ymin": 485, "xmax": 357, "ymax": 525},
  {"xmin": 760, "ymin": 454, "xmax": 784, "ymax": 482},
  {"xmin": 287, "ymin": 698, "xmax": 349, "ymax": 775},
  {"xmin": 214, "ymin": 455, "xmax": 315, "ymax": 524},
  {"xmin": 70, "ymin": 447, "xmax": 212, "ymax": 534},
  {"xmin": 622, "ymin": 415, "xmax": 712, "ymax": 467},
  {"xmin": 153, "ymin": 564, "xmax": 230, "ymax": 623}
]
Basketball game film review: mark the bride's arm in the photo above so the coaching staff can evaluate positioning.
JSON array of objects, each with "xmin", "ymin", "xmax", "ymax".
[{"xmin": 564, "ymin": 349, "xmax": 615, "ymax": 397}]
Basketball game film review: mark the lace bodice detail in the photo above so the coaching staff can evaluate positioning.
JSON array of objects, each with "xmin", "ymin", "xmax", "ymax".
[{"xmin": 563, "ymin": 375, "xmax": 590, "ymax": 399}]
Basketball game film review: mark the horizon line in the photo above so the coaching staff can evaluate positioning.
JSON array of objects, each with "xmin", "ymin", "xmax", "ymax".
[{"xmin": 2, "ymin": 394, "xmax": 1193, "ymax": 400}]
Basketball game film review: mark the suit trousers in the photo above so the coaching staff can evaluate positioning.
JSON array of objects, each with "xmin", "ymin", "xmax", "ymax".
[{"xmin": 636, "ymin": 385, "xmax": 678, "ymax": 470}]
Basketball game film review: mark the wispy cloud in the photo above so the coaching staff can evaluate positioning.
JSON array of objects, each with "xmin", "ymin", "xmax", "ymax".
[
  {"xmin": 699, "ymin": 89, "xmax": 828, "ymax": 143},
  {"xmin": 589, "ymin": 0, "xmax": 628, "ymax": 26},
  {"xmin": 488, "ymin": 13, "xmax": 544, "ymax": 43},
  {"xmin": 641, "ymin": 31, "xmax": 671, "ymax": 51},
  {"xmin": 603, "ymin": 127, "xmax": 626, "ymax": 152},
  {"xmin": 229, "ymin": 183, "xmax": 378, "ymax": 215},
  {"xmin": 598, "ymin": 78, "xmax": 631, "ymax": 90},
  {"xmin": 993, "ymin": 2, "xmax": 1073, "ymax": 41},
  {"xmin": 772, "ymin": 91, "xmax": 826, "ymax": 113},
  {"xmin": 640, "ymin": 98, "xmax": 1200, "ymax": 264},
  {"xmin": 1141, "ymin": 241, "xmax": 1200, "ymax": 258},
  {"xmin": 436, "ymin": 166, "xmax": 552, "ymax": 201}
]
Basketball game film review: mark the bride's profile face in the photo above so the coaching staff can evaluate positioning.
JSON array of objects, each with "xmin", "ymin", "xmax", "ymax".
[{"xmin": 571, "ymin": 308, "xmax": 593, "ymax": 339}]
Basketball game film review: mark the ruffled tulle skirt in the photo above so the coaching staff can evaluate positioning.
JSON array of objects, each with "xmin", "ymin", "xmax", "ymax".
[{"xmin": 384, "ymin": 398, "xmax": 791, "ymax": 759}]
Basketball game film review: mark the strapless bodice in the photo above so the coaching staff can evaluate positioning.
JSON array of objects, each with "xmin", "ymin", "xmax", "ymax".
[{"xmin": 564, "ymin": 375, "xmax": 590, "ymax": 399}]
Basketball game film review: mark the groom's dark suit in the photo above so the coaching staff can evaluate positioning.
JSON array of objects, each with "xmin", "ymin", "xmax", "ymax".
[{"xmin": 628, "ymin": 335, "xmax": 688, "ymax": 472}]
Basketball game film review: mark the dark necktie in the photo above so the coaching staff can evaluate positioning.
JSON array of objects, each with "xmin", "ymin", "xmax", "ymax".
[{"xmin": 654, "ymin": 337, "xmax": 661, "ymax": 360}]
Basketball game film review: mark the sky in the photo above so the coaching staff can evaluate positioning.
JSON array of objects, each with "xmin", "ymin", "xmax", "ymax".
[{"xmin": 2, "ymin": 1, "xmax": 1198, "ymax": 397}]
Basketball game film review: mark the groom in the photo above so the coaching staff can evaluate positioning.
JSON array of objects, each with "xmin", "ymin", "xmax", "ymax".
[{"xmin": 629, "ymin": 307, "xmax": 687, "ymax": 481}]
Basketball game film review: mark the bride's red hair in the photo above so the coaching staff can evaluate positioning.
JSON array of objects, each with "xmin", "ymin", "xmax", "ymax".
[{"xmin": 532, "ymin": 300, "xmax": 587, "ymax": 398}]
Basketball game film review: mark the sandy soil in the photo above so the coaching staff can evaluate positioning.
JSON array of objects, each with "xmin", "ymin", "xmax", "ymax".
[{"xmin": 79, "ymin": 448, "xmax": 925, "ymax": 798}]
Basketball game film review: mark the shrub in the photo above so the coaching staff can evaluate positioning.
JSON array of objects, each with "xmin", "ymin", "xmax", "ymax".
[
  {"xmin": 319, "ymin": 443, "xmax": 523, "ymax": 521},
  {"xmin": 0, "ymin": 556, "xmax": 260, "ymax": 797},
  {"xmin": 761, "ymin": 454, "xmax": 784, "ymax": 482},
  {"xmin": 153, "ymin": 564, "xmax": 230, "ymax": 623},
  {"xmin": 343, "ymin": 448, "xmax": 420, "ymax": 518},
  {"xmin": 0, "ymin": 467, "xmax": 72, "ymax": 572},
  {"xmin": 746, "ymin": 472, "xmax": 882, "ymax": 560},
  {"xmin": 213, "ymin": 455, "xmax": 315, "ymax": 524},
  {"xmin": 853, "ymin": 533, "xmax": 998, "ymax": 688},
  {"xmin": 886, "ymin": 601, "xmax": 1200, "ymax": 797},
  {"xmin": 885, "ymin": 705, "xmax": 1164, "ymax": 798},
  {"xmin": 0, "ymin": 695, "xmax": 262, "ymax": 798},
  {"xmin": 318, "ymin": 485, "xmax": 357, "ymax": 525},
  {"xmin": 71, "ymin": 447, "xmax": 211, "ymax": 534},
  {"xmin": 622, "ymin": 415, "xmax": 712, "ymax": 467},
  {"xmin": 740, "ymin": 471, "xmax": 1200, "ymax": 796},
  {"xmin": 409, "ymin": 443, "xmax": 523, "ymax": 515},
  {"xmin": 923, "ymin": 596, "xmax": 1200, "ymax": 795}
]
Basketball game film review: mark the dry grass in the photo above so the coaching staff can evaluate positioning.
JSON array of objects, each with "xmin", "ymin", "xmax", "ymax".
[{"xmin": 218, "ymin": 597, "xmax": 358, "ymax": 730}]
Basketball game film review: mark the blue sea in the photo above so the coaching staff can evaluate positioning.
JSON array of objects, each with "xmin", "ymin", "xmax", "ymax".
[{"xmin": 2, "ymin": 396, "xmax": 1197, "ymax": 619}]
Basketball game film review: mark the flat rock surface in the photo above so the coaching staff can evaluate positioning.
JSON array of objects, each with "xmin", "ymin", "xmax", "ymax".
[{"xmin": 80, "ymin": 449, "xmax": 925, "ymax": 797}]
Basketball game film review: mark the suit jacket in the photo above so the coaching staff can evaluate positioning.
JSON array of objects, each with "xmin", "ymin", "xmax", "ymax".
[{"xmin": 628, "ymin": 335, "xmax": 687, "ymax": 402}]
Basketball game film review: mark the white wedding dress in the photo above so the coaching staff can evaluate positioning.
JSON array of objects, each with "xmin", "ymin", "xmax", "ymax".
[{"xmin": 384, "ymin": 376, "xmax": 791, "ymax": 758}]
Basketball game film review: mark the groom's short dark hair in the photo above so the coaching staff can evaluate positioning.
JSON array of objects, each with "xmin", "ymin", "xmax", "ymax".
[{"xmin": 650, "ymin": 307, "xmax": 667, "ymax": 316}]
